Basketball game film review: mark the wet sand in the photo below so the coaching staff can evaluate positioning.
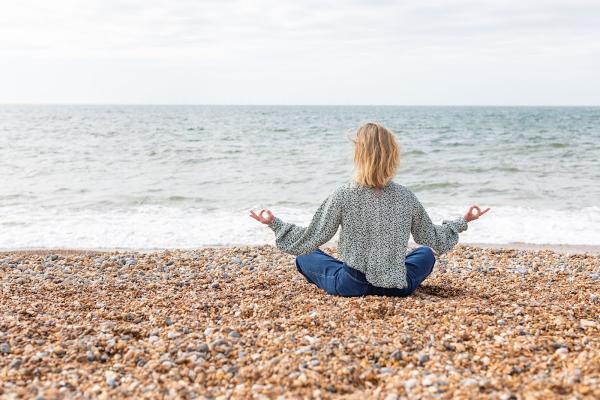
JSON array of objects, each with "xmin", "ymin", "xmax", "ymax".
[{"xmin": 1, "ymin": 244, "xmax": 599, "ymax": 399}]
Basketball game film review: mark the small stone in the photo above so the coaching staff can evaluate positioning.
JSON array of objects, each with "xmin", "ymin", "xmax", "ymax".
[
  {"xmin": 404, "ymin": 378, "xmax": 418, "ymax": 391},
  {"xmin": 86, "ymin": 351, "xmax": 95, "ymax": 362},
  {"xmin": 227, "ymin": 365, "xmax": 238, "ymax": 374},
  {"xmin": 514, "ymin": 267, "xmax": 528, "ymax": 274},
  {"xmin": 210, "ymin": 339, "xmax": 231, "ymax": 354},
  {"xmin": 167, "ymin": 332, "xmax": 178, "ymax": 339},
  {"xmin": 461, "ymin": 378, "xmax": 478, "ymax": 386},
  {"xmin": 164, "ymin": 317, "xmax": 173, "ymax": 326},
  {"xmin": 580, "ymin": 319, "xmax": 596, "ymax": 328},
  {"xmin": 384, "ymin": 394, "xmax": 399, "ymax": 400},
  {"xmin": 105, "ymin": 371, "xmax": 118, "ymax": 388},
  {"xmin": 229, "ymin": 331, "xmax": 241, "ymax": 338},
  {"xmin": 0, "ymin": 342, "xmax": 11, "ymax": 354},
  {"xmin": 555, "ymin": 347, "xmax": 568, "ymax": 356},
  {"xmin": 198, "ymin": 343, "xmax": 209, "ymax": 352},
  {"xmin": 551, "ymin": 342, "xmax": 567, "ymax": 350},
  {"xmin": 210, "ymin": 283, "xmax": 220, "ymax": 289},
  {"xmin": 418, "ymin": 354, "xmax": 430, "ymax": 364},
  {"xmin": 422, "ymin": 376, "xmax": 434, "ymax": 386},
  {"xmin": 9, "ymin": 357, "xmax": 22, "ymax": 369}
]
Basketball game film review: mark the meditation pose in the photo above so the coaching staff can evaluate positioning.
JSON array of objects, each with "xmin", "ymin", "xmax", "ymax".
[{"xmin": 250, "ymin": 122, "xmax": 489, "ymax": 296}]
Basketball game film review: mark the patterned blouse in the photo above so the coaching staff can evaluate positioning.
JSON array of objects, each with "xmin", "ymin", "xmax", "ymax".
[{"xmin": 267, "ymin": 180, "xmax": 468, "ymax": 289}]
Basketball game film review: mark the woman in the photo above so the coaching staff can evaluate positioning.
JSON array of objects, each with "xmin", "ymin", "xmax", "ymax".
[{"xmin": 249, "ymin": 122, "xmax": 489, "ymax": 297}]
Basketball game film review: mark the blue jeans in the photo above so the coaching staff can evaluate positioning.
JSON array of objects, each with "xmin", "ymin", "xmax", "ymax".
[{"xmin": 294, "ymin": 247, "xmax": 436, "ymax": 297}]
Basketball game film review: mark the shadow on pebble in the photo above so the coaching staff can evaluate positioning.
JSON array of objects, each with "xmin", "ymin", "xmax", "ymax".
[{"xmin": 415, "ymin": 284, "xmax": 465, "ymax": 298}]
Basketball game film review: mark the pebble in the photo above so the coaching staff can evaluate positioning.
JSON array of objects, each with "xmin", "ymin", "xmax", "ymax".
[
  {"xmin": 461, "ymin": 378, "xmax": 478, "ymax": 386},
  {"xmin": 404, "ymin": 378, "xmax": 418, "ymax": 391},
  {"xmin": 580, "ymin": 319, "xmax": 597, "ymax": 328},
  {"xmin": 198, "ymin": 343, "xmax": 209, "ymax": 352},
  {"xmin": 9, "ymin": 358, "xmax": 22, "ymax": 369},
  {"xmin": 105, "ymin": 371, "xmax": 118, "ymax": 388},
  {"xmin": 555, "ymin": 347, "xmax": 569, "ymax": 356},
  {"xmin": 0, "ymin": 342, "xmax": 11, "ymax": 354},
  {"xmin": 231, "ymin": 257, "xmax": 242, "ymax": 265},
  {"xmin": 422, "ymin": 376, "xmax": 434, "ymax": 386}
]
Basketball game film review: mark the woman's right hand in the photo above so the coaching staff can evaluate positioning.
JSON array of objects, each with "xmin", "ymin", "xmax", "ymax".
[{"xmin": 464, "ymin": 205, "xmax": 490, "ymax": 222}]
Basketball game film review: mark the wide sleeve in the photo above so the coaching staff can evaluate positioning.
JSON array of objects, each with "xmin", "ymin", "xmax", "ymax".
[
  {"xmin": 410, "ymin": 195, "xmax": 468, "ymax": 254},
  {"xmin": 267, "ymin": 188, "xmax": 343, "ymax": 256}
]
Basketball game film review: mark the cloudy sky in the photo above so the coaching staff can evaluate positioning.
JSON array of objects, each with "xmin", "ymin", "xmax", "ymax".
[{"xmin": 1, "ymin": 0, "xmax": 599, "ymax": 104}]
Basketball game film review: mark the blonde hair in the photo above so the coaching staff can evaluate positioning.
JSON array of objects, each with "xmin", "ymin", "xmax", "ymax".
[{"xmin": 351, "ymin": 122, "xmax": 400, "ymax": 189}]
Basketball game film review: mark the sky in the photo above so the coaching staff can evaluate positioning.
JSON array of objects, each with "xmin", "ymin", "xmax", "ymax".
[{"xmin": 0, "ymin": 0, "xmax": 599, "ymax": 105}]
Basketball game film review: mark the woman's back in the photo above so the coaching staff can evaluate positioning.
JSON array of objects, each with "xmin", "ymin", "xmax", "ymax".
[
  {"xmin": 339, "ymin": 180, "xmax": 416, "ymax": 288},
  {"xmin": 268, "ymin": 179, "xmax": 468, "ymax": 289}
]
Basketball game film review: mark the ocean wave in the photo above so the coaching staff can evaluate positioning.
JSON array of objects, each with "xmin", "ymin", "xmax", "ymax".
[
  {"xmin": 549, "ymin": 142, "xmax": 569, "ymax": 148},
  {"xmin": 403, "ymin": 150, "xmax": 427, "ymax": 156},
  {"xmin": 410, "ymin": 182, "xmax": 462, "ymax": 191},
  {"xmin": 0, "ymin": 205, "xmax": 598, "ymax": 249}
]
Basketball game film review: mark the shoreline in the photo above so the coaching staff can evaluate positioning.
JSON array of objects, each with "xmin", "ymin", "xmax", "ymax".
[{"xmin": 2, "ymin": 242, "xmax": 600, "ymax": 255}]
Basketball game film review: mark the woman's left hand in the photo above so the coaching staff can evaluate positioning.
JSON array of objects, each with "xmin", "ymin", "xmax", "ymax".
[{"xmin": 249, "ymin": 208, "xmax": 275, "ymax": 224}]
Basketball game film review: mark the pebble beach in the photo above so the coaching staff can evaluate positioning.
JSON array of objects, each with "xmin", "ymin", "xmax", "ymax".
[{"xmin": 1, "ymin": 245, "xmax": 599, "ymax": 399}]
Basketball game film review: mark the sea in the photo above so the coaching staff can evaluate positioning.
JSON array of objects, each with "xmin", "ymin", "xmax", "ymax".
[{"xmin": 1, "ymin": 105, "xmax": 599, "ymax": 249}]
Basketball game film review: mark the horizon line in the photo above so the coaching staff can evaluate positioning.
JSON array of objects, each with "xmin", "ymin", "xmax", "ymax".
[{"xmin": 1, "ymin": 103, "xmax": 599, "ymax": 107}]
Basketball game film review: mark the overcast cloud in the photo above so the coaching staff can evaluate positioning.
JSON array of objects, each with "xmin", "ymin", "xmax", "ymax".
[{"xmin": 1, "ymin": 0, "xmax": 599, "ymax": 104}]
